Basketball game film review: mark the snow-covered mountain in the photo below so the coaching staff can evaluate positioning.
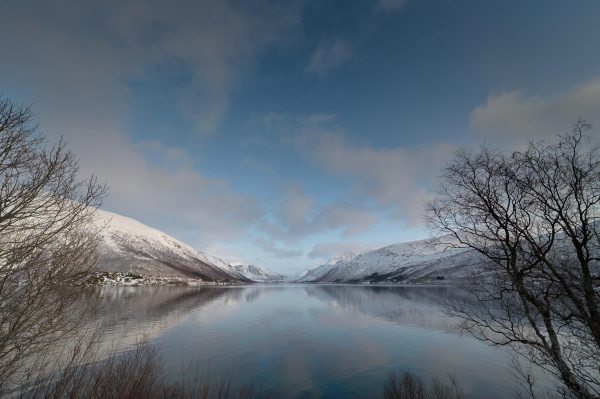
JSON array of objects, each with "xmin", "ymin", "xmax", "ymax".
[
  {"xmin": 93, "ymin": 209, "xmax": 250, "ymax": 282},
  {"xmin": 91, "ymin": 208, "xmax": 485, "ymax": 284},
  {"xmin": 231, "ymin": 264, "xmax": 289, "ymax": 282},
  {"xmin": 298, "ymin": 238, "xmax": 485, "ymax": 283},
  {"xmin": 293, "ymin": 265, "xmax": 320, "ymax": 280},
  {"xmin": 297, "ymin": 252, "xmax": 363, "ymax": 282}
]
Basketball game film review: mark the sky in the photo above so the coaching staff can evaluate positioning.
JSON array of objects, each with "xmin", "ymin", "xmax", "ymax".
[{"xmin": 1, "ymin": 0, "xmax": 599, "ymax": 275}]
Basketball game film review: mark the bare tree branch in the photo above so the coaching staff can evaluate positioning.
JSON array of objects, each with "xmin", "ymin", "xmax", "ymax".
[
  {"xmin": 424, "ymin": 119, "xmax": 600, "ymax": 398},
  {"xmin": 0, "ymin": 96, "xmax": 108, "ymax": 393}
]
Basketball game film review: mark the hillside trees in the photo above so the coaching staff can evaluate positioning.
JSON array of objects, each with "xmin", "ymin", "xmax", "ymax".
[
  {"xmin": 0, "ymin": 96, "xmax": 108, "ymax": 392},
  {"xmin": 424, "ymin": 119, "xmax": 600, "ymax": 398}
]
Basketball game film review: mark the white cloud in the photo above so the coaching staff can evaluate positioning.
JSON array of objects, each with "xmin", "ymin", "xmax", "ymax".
[
  {"xmin": 305, "ymin": 39, "xmax": 354, "ymax": 76},
  {"xmin": 246, "ymin": 112, "xmax": 456, "ymax": 227},
  {"xmin": 280, "ymin": 115, "xmax": 456, "ymax": 226},
  {"xmin": 279, "ymin": 184, "xmax": 314, "ymax": 228},
  {"xmin": 0, "ymin": 0, "xmax": 304, "ymax": 135},
  {"xmin": 257, "ymin": 183, "xmax": 379, "ymax": 242},
  {"xmin": 0, "ymin": 0, "xmax": 305, "ymax": 250},
  {"xmin": 253, "ymin": 237, "xmax": 303, "ymax": 258},
  {"xmin": 203, "ymin": 244, "xmax": 245, "ymax": 264},
  {"xmin": 133, "ymin": 140, "xmax": 194, "ymax": 168},
  {"xmin": 41, "ymin": 109, "xmax": 264, "ymax": 247},
  {"xmin": 315, "ymin": 203, "xmax": 377, "ymax": 237},
  {"xmin": 308, "ymin": 241, "xmax": 387, "ymax": 260},
  {"xmin": 470, "ymin": 77, "xmax": 600, "ymax": 145}
]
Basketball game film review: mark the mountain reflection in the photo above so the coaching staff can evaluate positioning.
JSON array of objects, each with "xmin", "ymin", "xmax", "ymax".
[
  {"xmin": 302, "ymin": 285, "xmax": 460, "ymax": 332},
  {"xmin": 95, "ymin": 285, "xmax": 467, "ymax": 340},
  {"xmin": 89, "ymin": 284, "xmax": 539, "ymax": 399},
  {"xmin": 93, "ymin": 285, "xmax": 285, "ymax": 343}
]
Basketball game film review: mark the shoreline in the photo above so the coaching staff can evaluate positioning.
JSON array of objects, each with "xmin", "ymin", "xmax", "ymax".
[{"xmin": 83, "ymin": 271, "xmax": 457, "ymax": 287}]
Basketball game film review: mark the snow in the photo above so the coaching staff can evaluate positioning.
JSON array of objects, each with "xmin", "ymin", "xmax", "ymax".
[
  {"xmin": 295, "ymin": 265, "xmax": 320, "ymax": 279},
  {"xmin": 198, "ymin": 251, "xmax": 248, "ymax": 280},
  {"xmin": 297, "ymin": 251, "xmax": 363, "ymax": 282},
  {"xmin": 92, "ymin": 209, "xmax": 248, "ymax": 281},
  {"xmin": 91, "ymin": 207, "xmax": 596, "ymax": 285},
  {"xmin": 92, "ymin": 208, "xmax": 288, "ymax": 283},
  {"xmin": 232, "ymin": 264, "xmax": 289, "ymax": 282},
  {"xmin": 95, "ymin": 209, "xmax": 203, "ymax": 258},
  {"xmin": 91, "ymin": 208, "xmax": 481, "ymax": 284},
  {"xmin": 298, "ymin": 237, "xmax": 477, "ymax": 283}
]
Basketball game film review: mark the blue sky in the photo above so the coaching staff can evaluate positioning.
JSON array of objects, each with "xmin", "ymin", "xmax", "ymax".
[{"xmin": 1, "ymin": 0, "xmax": 599, "ymax": 274}]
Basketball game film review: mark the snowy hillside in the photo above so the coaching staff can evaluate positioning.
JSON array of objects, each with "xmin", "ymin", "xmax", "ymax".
[
  {"xmin": 93, "ymin": 209, "xmax": 250, "ymax": 282},
  {"xmin": 198, "ymin": 251, "xmax": 250, "ymax": 281},
  {"xmin": 299, "ymin": 238, "xmax": 485, "ymax": 283},
  {"xmin": 90, "ymin": 208, "xmax": 485, "ymax": 284},
  {"xmin": 294, "ymin": 265, "xmax": 320, "ymax": 280},
  {"xmin": 297, "ymin": 252, "xmax": 363, "ymax": 282},
  {"xmin": 231, "ymin": 264, "xmax": 289, "ymax": 282}
]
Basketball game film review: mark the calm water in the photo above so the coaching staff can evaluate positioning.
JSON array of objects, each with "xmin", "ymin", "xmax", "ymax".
[{"xmin": 94, "ymin": 284, "xmax": 549, "ymax": 398}]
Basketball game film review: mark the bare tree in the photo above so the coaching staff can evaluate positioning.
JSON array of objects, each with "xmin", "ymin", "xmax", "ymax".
[
  {"xmin": 424, "ymin": 119, "xmax": 600, "ymax": 398},
  {"xmin": 0, "ymin": 96, "xmax": 108, "ymax": 393},
  {"xmin": 382, "ymin": 370, "xmax": 468, "ymax": 399},
  {"xmin": 18, "ymin": 336, "xmax": 275, "ymax": 399}
]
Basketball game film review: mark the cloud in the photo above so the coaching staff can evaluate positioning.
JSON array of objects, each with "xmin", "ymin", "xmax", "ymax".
[
  {"xmin": 240, "ymin": 157, "xmax": 274, "ymax": 174},
  {"xmin": 257, "ymin": 183, "xmax": 379, "ymax": 242},
  {"xmin": 375, "ymin": 0, "xmax": 408, "ymax": 13},
  {"xmin": 308, "ymin": 241, "xmax": 387, "ymax": 260},
  {"xmin": 133, "ymin": 140, "xmax": 194, "ymax": 168},
  {"xmin": 246, "ymin": 112, "xmax": 456, "ymax": 227},
  {"xmin": 278, "ymin": 115, "xmax": 456, "ymax": 226},
  {"xmin": 305, "ymin": 39, "xmax": 354, "ymax": 76},
  {"xmin": 0, "ymin": 0, "xmax": 307, "ymax": 249},
  {"xmin": 470, "ymin": 77, "xmax": 600, "ymax": 145},
  {"xmin": 253, "ymin": 238, "xmax": 303, "ymax": 258},
  {"xmin": 203, "ymin": 244, "xmax": 245, "ymax": 264},
  {"xmin": 315, "ymin": 203, "xmax": 377, "ymax": 237},
  {"xmin": 278, "ymin": 184, "xmax": 314, "ymax": 229},
  {"xmin": 46, "ymin": 110, "xmax": 264, "ymax": 245},
  {"xmin": 0, "ymin": 0, "xmax": 304, "ymax": 135}
]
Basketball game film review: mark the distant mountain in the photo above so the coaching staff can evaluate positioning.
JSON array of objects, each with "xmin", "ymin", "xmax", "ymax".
[
  {"xmin": 91, "ymin": 208, "xmax": 486, "ymax": 284},
  {"xmin": 231, "ymin": 264, "xmax": 289, "ymax": 282},
  {"xmin": 93, "ymin": 209, "xmax": 250, "ymax": 282},
  {"xmin": 298, "ymin": 238, "xmax": 486, "ymax": 283},
  {"xmin": 292, "ymin": 265, "xmax": 320, "ymax": 280},
  {"xmin": 297, "ymin": 252, "xmax": 363, "ymax": 282}
]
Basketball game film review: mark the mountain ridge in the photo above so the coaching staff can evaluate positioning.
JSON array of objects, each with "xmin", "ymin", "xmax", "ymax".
[
  {"xmin": 297, "ymin": 251, "xmax": 363, "ymax": 282},
  {"xmin": 93, "ymin": 209, "xmax": 254, "ymax": 282},
  {"xmin": 232, "ymin": 264, "xmax": 289, "ymax": 282},
  {"xmin": 91, "ymin": 208, "xmax": 481, "ymax": 285},
  {"xmin": 298, "ymin": 237, "xmax": 484, "ymax": 283}
]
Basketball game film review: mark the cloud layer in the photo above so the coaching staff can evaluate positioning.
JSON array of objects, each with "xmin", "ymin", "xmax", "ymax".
[
  {"xmin": 308, "ymin": 241, "xmax": 387, "ymax": 260},
  {"xmin": 258, "ymin": 183, "xmax": 378, "ymax": 244},
  {"xmin": 3, "ymin": 0, "xmax": 597, "ymax": 272},
  {"xmin": 471, "ymin": 78, "xmax": 600, "ymax": 144},
  {"xmin": 305, "ymin": 39, "xmax": 354, "ymax": 76},
  {"xmin": 277, "ymin": 114, "xmax": 457, "ymax": 226},
  {"xmin": 0, "ymin": 0, "xmax": 304, "ymax": 250}
]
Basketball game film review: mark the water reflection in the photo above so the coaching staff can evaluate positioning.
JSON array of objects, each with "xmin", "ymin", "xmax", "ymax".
[
  {"xmin": 92, "ymin": 284, "xmax": 549, "ymax": 398},
  {"xmin": 303, "ymin": 285, "xmax": 461, "ymax": 332},
  {"xmin": 95, "ymin": 286, "xmax": 278, "ymax": 344}
]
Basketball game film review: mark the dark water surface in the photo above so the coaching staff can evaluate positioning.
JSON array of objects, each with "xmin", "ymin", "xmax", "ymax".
[{"xmin": 95, "ymin": 284, "xmax": 549, "ymax": 398}]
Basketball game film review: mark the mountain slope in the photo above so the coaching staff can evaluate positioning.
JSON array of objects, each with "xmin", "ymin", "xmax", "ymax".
[
  {"xmin": 232, "ymin": 264, "xmax": 289, "ymax": 282},
  {"xmin": 297, "ymin": 252, "xmax": 362, "ymax": 282},
  {"xmin": 299, "ymin": 237, "xmax": 486, "ymax": 283},
  {"xmin": 93, "ymin": 209, "xmax": 250, "ymax": 282},
  {"xmin": 293, "ymin": 265, "xmax": 320, "ymax": 280}
]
